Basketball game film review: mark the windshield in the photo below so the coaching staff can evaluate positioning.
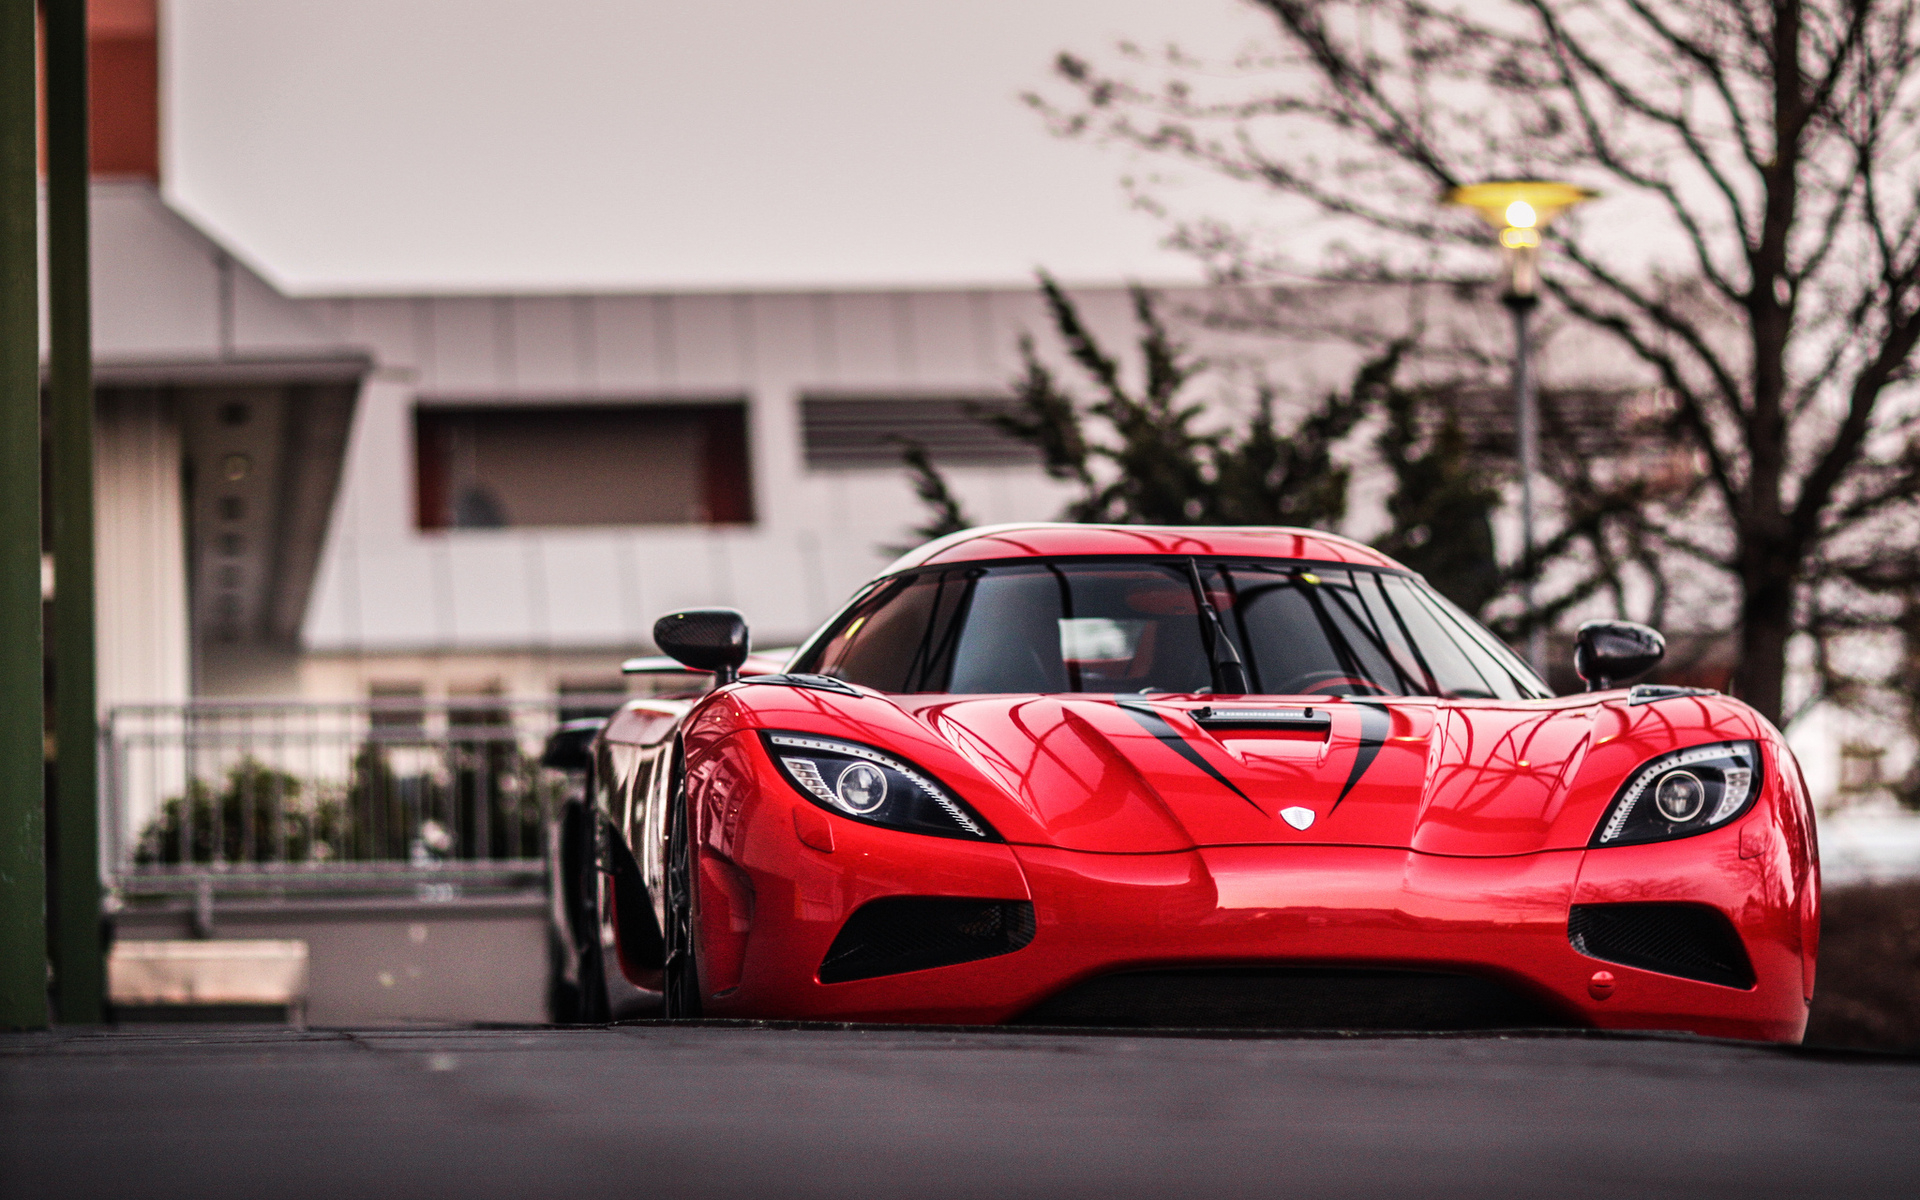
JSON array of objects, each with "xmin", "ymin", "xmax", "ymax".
[{"xmin": 793, "ymin": 558, "xmax": 1549, "ymax": 700}]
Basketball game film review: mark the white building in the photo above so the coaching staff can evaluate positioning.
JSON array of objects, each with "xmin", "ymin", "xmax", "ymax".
[{"xmin": 82, "ymin": 180, "xmax": 1186, "ymax": 708}]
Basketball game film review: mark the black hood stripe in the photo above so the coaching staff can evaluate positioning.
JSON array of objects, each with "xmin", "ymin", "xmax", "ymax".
[
  {"xmin": 1115, "ymin": 701, "xmax": 1264, "ymax": 813},
  {"xmin": 1333, "ymin": 701, "xmax": 1392, "ymax": 811}
]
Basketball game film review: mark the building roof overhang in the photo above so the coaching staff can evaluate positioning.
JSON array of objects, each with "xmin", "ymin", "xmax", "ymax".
[{"xmin": 63, "ymin": 353, "xmax": 372, "ymax": 389}]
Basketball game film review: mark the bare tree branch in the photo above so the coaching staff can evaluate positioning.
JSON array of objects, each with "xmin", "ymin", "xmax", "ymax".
[{"xmin": 1031, "ymin": 0, "xmax": 1920, "ymax": 725}]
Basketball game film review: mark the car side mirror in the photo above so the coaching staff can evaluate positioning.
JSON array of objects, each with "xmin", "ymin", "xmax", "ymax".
[
  {"xmin": 653, "ymin": 608, "xmax": 751, "ymax": 685},
  {"xmin": 1574, "ymin": 620, "xmax": 1665, "ymax": 691},
  {"xmin": 541, "ymin": 717, "xmax": 605, "ymax": 773}
]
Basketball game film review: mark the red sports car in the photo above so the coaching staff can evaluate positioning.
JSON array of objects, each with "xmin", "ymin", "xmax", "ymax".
[{"xmin": 552, "ymin": 524, "xmax": 1818, "ymax": 1041}]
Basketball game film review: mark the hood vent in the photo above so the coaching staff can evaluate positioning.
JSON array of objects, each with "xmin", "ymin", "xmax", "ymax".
[{"xmin": 1191, "ymin": 706, "xmax": 1331, "ymax": 732}]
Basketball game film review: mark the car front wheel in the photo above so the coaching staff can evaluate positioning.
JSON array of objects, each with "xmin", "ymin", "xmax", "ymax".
[
  {"xmin": 556, "ymin": 797, "xmax": 610, "ymax": 1023},
  {"xmin": 663, "ymin": 773, "xmax": 702, "ymax": 1019}
]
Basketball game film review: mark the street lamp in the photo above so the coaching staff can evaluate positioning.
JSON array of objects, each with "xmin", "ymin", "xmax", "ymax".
[{"xmin": 1445, "ymin": 180, "xmax": 1595, "ymax": 677}]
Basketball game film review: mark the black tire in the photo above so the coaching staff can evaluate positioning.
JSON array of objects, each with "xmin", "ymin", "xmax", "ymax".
[
  {"xmin": 663, "ymin": 771, "xmax": 702, "ymax": 1019},
  {"xmin": 557, "ymin": 798, "xmax": 610, "ymax": 1023},
  {"xmin": 609, "ymin": 834, "xmax": 665, "ymax": 976}
]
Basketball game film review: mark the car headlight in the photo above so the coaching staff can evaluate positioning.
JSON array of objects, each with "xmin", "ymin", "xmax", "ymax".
[
  {"xmin": 1590, "ymin": 740, "xmax": 1762, "ymax": 848},
  {"xmin": 761, "ymin": 731, "xmax": 998, "ymax": 841}
]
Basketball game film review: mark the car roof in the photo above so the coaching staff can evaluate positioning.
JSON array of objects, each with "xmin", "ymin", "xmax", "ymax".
[{"xmin": 881, "ymin": 523, "xmax": 1407, "ymax": 574}]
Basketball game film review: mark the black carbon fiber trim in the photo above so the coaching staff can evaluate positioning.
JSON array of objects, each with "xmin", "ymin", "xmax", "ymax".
[
  {"xmin": 1333, "ymin": 701, "xmax": 1392, "ymax": 810},
  {"xmin": 1115, "ymin": 700, "xmax": 1262, "ymax": 812},
  {"xmin": 819, "ymin": 897, "xmax": 1036, "ymax": 984},
  {"xmin": 1014, "ymin": 967, "xmax": 1575, "ymax": 1031},
  {"xmin": 1568, "ymin": 903, "xmax": 1756, "ymax": 989}
]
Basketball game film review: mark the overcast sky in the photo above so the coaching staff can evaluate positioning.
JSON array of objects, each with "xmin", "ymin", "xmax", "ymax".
[{"xmin": 163, "ymin": 0, "xmax": 1276, "ymax": 295}]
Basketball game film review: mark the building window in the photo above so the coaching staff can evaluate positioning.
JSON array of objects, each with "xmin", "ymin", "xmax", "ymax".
[
  {"xmin": 800, "ymin": 395, "xmax": 1039, "ymax": 470},
  {"xmin": 369, "ymin": 682, "xmax": 426, "ymax": 738},
  {"xmin": 447, "ymin": 682, "xmax": 509, "ymax": 733},
  {"xmin": 415, "ymin": 402, "xmax": 753, "ymax": 530}
]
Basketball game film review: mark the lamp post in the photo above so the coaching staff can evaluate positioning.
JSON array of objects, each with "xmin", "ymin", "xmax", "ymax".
[{"xmin": 1444, "ymin": 180, "xmax": 1595, "ymax": 677}]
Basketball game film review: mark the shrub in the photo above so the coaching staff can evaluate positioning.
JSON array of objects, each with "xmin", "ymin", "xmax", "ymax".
[{"xmin": 1805, "ymin": 882, "xmax": 1920, "ymax": 1052}]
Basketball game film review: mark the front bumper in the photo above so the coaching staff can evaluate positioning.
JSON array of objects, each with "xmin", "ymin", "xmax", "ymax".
[{"xmin": 691, "ymin": 742, "xmax": 1810, "ymax": 1043}]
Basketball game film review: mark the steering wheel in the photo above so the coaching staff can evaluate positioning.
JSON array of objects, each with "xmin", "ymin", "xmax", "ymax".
[{"xmin": 1275, "ymin": 670, "xmax": 1395, "ymax": 697}]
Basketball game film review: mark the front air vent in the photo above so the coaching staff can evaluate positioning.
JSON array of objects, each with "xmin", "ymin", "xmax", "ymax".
[
  {"xmin": 1013, "ymin": 967, "xmax": 1575, "ymax": 1031},
  {"xmin": 1568, "ymin": 903, "xmax": 1755, "ymax": 989},
  {"xmin": 819, "ymin": 897, "xmax": 1035, "ymax": 984}
]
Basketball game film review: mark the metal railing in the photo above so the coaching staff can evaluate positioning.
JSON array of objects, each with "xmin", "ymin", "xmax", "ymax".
[{"xmin": 103, "ymin": 696, "xmax": 622, "ymax": 903}]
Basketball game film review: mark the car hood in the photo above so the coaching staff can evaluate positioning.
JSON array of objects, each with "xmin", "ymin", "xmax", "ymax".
[
  {"xmin": 711, "ymin": 685, "xmax": 1770, "ymax": 856},
  {"xmin": 915, "ymin": 694, "xmax": 1616, "ymax": 855}
]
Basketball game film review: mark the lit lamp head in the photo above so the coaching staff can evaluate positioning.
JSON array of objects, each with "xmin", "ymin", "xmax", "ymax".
[{"xmin": 1444, "ymin": 180, "xmax": 1596, "ymax": 300}]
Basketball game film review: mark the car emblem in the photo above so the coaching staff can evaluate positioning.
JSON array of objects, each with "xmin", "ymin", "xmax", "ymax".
[{"xmin": 1280, "ymin": 806, "xmax": 1315, "ymax": 830}]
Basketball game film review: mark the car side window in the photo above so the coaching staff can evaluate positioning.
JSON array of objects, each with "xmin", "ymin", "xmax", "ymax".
[{"xmin": 806, "ymin": 572, "xmax": 972, "ymax": 691}]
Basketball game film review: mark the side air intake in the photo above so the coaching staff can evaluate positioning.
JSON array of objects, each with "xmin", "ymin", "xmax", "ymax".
[
  {"xmin": 1568, "ymin": 903, "xmax": 1755, "ymax": 989},
  {"xmin": 819, "ymin": 897, "xmax": 1035, "ymax": 984}
]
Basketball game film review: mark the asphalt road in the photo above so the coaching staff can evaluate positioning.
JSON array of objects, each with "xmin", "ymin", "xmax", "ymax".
[{"xmin": 4, "ymin": 1024, "xmax": 1917, "ymax": 1200}]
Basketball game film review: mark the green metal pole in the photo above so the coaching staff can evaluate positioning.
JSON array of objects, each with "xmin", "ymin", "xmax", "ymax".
[
  {"xmin": 46, "ymin": 0, "xmax": 102, "ymax": 1025},
  {"xmin": 0, "ymin": 0, "xmax": 49, "ymax": 1030}
]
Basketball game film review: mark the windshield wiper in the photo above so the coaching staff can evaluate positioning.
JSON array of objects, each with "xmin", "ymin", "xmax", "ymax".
[{"xmin": 1186, "ymin": 558, "xmax": 1251, "ymax": 695}]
